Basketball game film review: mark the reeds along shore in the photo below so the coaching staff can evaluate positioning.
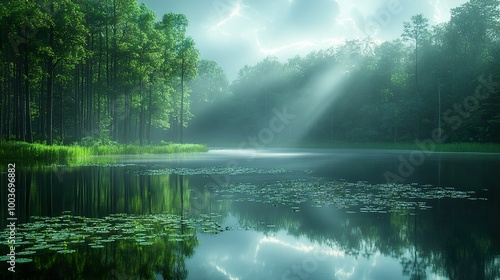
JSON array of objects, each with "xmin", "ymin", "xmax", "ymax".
[{"xmin": 0, "ymin": 141, "xmax": 208, "ymax": 164}]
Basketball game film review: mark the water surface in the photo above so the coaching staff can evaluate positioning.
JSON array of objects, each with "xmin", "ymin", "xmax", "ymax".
[{"xmin": 1, "ymin": 149, "xmax": 499, "ymax": 279}]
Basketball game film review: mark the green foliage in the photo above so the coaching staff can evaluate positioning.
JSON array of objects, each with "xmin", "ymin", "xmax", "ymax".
[
  {"xmin": 0, "ymin": 141, "xmax": 92, "ymax": 164},
  {"xmin": 0, "ymin": 0, "xmax": 200, "ymax": 145},
  {"xmin": 193, "ymin": 0, "xmax": 500, "ymax": 145},
  {"xmin": 2, "ymin": 0, "xmax": 499, "ymax": 147},
  {"xmin": 0, "ymin": 141, "xmax": 208, "ymax": 164}
]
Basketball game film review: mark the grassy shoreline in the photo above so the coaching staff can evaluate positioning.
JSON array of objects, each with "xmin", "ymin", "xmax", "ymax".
[
  {"xmin": 289, "ymin": 142, "xmax": 500, "ymax": 153},
  {"xmin": 0, "ymin": 141, "xmax": 208, "ymax": 164}
]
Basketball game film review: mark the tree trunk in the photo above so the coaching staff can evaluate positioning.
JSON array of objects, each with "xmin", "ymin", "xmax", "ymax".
[
  {"xmin": 74, "ymin": 66, "xmax": 79, "ymax": 141},
  {"xmin": 46, "ymin": 0, "xmax": 55, "ymax": 145},
  {"xmin": 112, "ymin": 0, "xmax": 118, "ymax": 141},
  {"xmin": 47, "ymin": 58, "xmax": 53, "ymax": 145},
  {"xmin": 139, "ymin": 79, "xmax": 145, "ymax": 146},
  {"xmin": 6, "ymin": 63, "xmax": 12, "ymax": 140},
  {"xmin": 148, "ymin": 80, "xmax": 152, "ymax": 144},
  {"xmin": 124, "ymin": 90, "xmax": 130, "ymax": 144},
  {"xmin": 24, "ymin": 47, "xmax": 32, "ymax": 143},
  {"xmin": 38, "ymin": 77, "xmax": 45, "ymax": 140},
  {"xmin": 17, "ymin": 60, "xmax": 25, "ymax": 141},
  {"xmin": 97, "ymin": 29, "xmax": 103, "ymax": 136},
  {"xmin": 0, "ymin": 63, "xmax": 4, "ymax": 140},
  {"xmin": 80, "ymin": 62, "xmax": 85, "ymax": 138},
  {"xmin": 59, "ymin": 82, "xmax": 64, "ymax": 144},
  {"xmin": 179, "ymin": 57, "xmax": 185, "ymax": 143}
]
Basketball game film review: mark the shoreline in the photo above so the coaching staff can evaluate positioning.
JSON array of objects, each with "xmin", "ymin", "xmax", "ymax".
[{"xmin": 0, "ymin": 141, "xmax": 208, "ymax": 164}]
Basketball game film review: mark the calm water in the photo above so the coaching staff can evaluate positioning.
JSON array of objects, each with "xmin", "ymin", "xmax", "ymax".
[{"xmin": 1, "ymin": 148, "xmax": 500, "ymax": 279}]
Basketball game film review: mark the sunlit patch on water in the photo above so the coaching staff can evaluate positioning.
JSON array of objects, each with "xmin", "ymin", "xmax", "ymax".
[{"xmin": 208, "ymin": 149, "xmax": 316, "ymax": 158}]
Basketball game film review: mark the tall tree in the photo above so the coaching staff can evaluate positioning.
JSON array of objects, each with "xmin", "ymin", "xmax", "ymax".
[
  {"xmin": 176, "ymin": 37, "xmax": 199, "ymax": 143},
  {"xmin": 39, "ymin": 0, "xmax": 87, "ymax": 145},
  {"xmin": 402, "ymin": 14, "xmax": 429, "ymax": 95},
  {"xmin": 157, "ymin": 13, "xmax": 199, "ymax": 143},
  {"xmin": 402, "ymin": 14, "xmax": 429, "ymax": 138}
]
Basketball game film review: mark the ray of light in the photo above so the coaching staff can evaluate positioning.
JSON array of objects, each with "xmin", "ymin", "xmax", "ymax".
[
  {"xmin": 255, "ymin": 32, "xmax": 347, "ymax": 56},
  {"xmin": 256, "ymin": 36, "xmax": 317, "ymax": 56},
  {"xmin": 286, "ymin": 63, "xmax": 350, "ymax": 143}
]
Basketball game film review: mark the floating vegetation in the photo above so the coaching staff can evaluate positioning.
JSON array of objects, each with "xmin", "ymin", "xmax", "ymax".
[
  {"xmin": 17, "ymin": 251, "xmax": 37, "ymax": 256},
  {"xmin": 67, "ymin": 163, "xmax": 137, "ymax": 168},
  {"xmin": 216, "ymin": 179, "xmax": 487, "ymax": 213},
  {"xmin": 0, "ymin": 256, "xmax": 12, "ymax": 261},
  {"xmin": 138, "ymin": 166, "xmax": 289, "ymax": 176},
  {"xmin": 0, "ymin": 141, "xmax": 208, "ymax": 165},
  {"xmin": 16, "ymin": 258, "xmax": 33, "ymax": 263},
  {"xmin": 57, "ymin": 249, "xmax": 77, "ymax": 254},
  {"xmin": 1, "ymin": 213, "xmax": 227, "ymax": 260},
  {"xmin": 49, "ymin": 247, "xmax": 66, "ymax": 251}
]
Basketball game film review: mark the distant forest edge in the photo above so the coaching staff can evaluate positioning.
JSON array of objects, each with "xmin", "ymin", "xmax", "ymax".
[{"xmin": 1, "ymin": 0, "xmax": 499, "ymax": 148}]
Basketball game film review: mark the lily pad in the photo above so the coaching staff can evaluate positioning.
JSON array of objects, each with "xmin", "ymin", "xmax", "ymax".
[
  {"xmin": 18, "ymin": 251, "xmax": 37, "ymax": 256},
  {"xmin": 57, "ymin": 249, "xmax": 76, "ymax": 254}
]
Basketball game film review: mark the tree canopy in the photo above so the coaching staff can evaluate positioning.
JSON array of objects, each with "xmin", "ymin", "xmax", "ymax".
[{"xmin": 1, "ymin": 0, "xmax": 499, "ymax": 146}]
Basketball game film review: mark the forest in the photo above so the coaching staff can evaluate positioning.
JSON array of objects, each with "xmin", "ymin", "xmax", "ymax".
[{"xmin": 1, "ymin": 0, "xmax": 499, "ymax": 147}]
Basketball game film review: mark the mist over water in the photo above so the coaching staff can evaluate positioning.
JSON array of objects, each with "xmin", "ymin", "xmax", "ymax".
[
  {"xmin": 2, "ymin": 149, "xmax": 499, "ymax": 279},
  {"xmin": 1, "ymin": 0, "xmax": 500, "ymax": 279}
]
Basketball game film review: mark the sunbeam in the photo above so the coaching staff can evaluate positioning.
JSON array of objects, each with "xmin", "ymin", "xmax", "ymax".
[{"xmin": 287, "ymin": 63, "xmax": 350, "ymax": 143}]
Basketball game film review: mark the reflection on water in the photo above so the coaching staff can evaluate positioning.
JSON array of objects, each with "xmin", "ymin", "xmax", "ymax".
[{"xmin": 1, "ymin": 149, "xmax": 499, "ymax": 279}]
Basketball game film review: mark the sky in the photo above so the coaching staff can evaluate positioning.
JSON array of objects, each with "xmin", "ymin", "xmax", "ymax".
[{"xmin": 139, "ymin": 0, "xmax": 469, "ymax": 81}]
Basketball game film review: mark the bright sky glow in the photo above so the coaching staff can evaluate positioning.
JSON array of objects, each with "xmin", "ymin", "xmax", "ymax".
[
  {"xmin": 211, "ymin": 263, "xmax": 240, "ymax": 280},
  {"xmin": 184, "ymin": 220, "xmax": 458, "ymax": 280},
  {"xmin": 139, "ymin": 0, "xmax": 470, "ymax": 80},
  {"xmin": 212, "ymin": 2, "xmax": 243, "ymax": 29}
]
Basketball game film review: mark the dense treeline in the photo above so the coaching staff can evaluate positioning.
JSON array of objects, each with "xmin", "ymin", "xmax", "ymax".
[
  {"xmin": 2, "ymin": 0, "xmax": 499, "ymax": 147},
  {"xmin": 0, "ymin": 0, "xmax": 213, "ymax": 145},
  {"xmin": 187, "ymin": 0, "xmax": 500, "ymax": 145}
]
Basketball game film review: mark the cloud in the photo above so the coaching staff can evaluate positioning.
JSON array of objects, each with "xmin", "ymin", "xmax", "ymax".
[
  {"xmin": 285, "ymin": 0, "xmax": 340, "ymax": 31},
  {"xmin": 254, "ymin": 0, "xmax": 339, "ymax": 45},
  {"xmin": 139, "ymin": 0, "xmax": 470, "ymax": 80}
]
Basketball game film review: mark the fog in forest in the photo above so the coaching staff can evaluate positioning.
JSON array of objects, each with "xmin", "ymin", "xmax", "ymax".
[
  {"xmin": 2, "ymin": 1, "xmax": 500, "ymax": 280},
  {"xmin": 2, "ymin": 0, "xmax": 499, "ymax": 147}
]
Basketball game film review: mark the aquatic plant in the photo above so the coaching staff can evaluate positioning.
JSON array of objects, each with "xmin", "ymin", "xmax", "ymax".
[
  {"xmin": 0, "ymin": 212, "xmax": 227, "ymax": 261},
  {"xmin": 217, "ymin": 179, "xmax": 487, "ymax": 213},
  {"xmin": 138, "ymin": 166, "xmax": 289, "ymax": 176},
  {"xmin": 0, "ymin": 141, "xmax": 208, "ymax": 164}
]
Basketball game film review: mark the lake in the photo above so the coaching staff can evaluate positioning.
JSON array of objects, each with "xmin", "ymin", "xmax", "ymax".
[{"xmin": 1, "ymin": 148, "xmax": 499, "ymax": 279}]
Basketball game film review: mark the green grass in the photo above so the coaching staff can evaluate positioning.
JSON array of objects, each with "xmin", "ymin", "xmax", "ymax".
[
  {"xmin": 0, "ymin": 141, "xmax": 208, "ymax": 164},
  {"xmin": 290, "ymin": 141, "xmax": 500, "ymax": 153}
]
